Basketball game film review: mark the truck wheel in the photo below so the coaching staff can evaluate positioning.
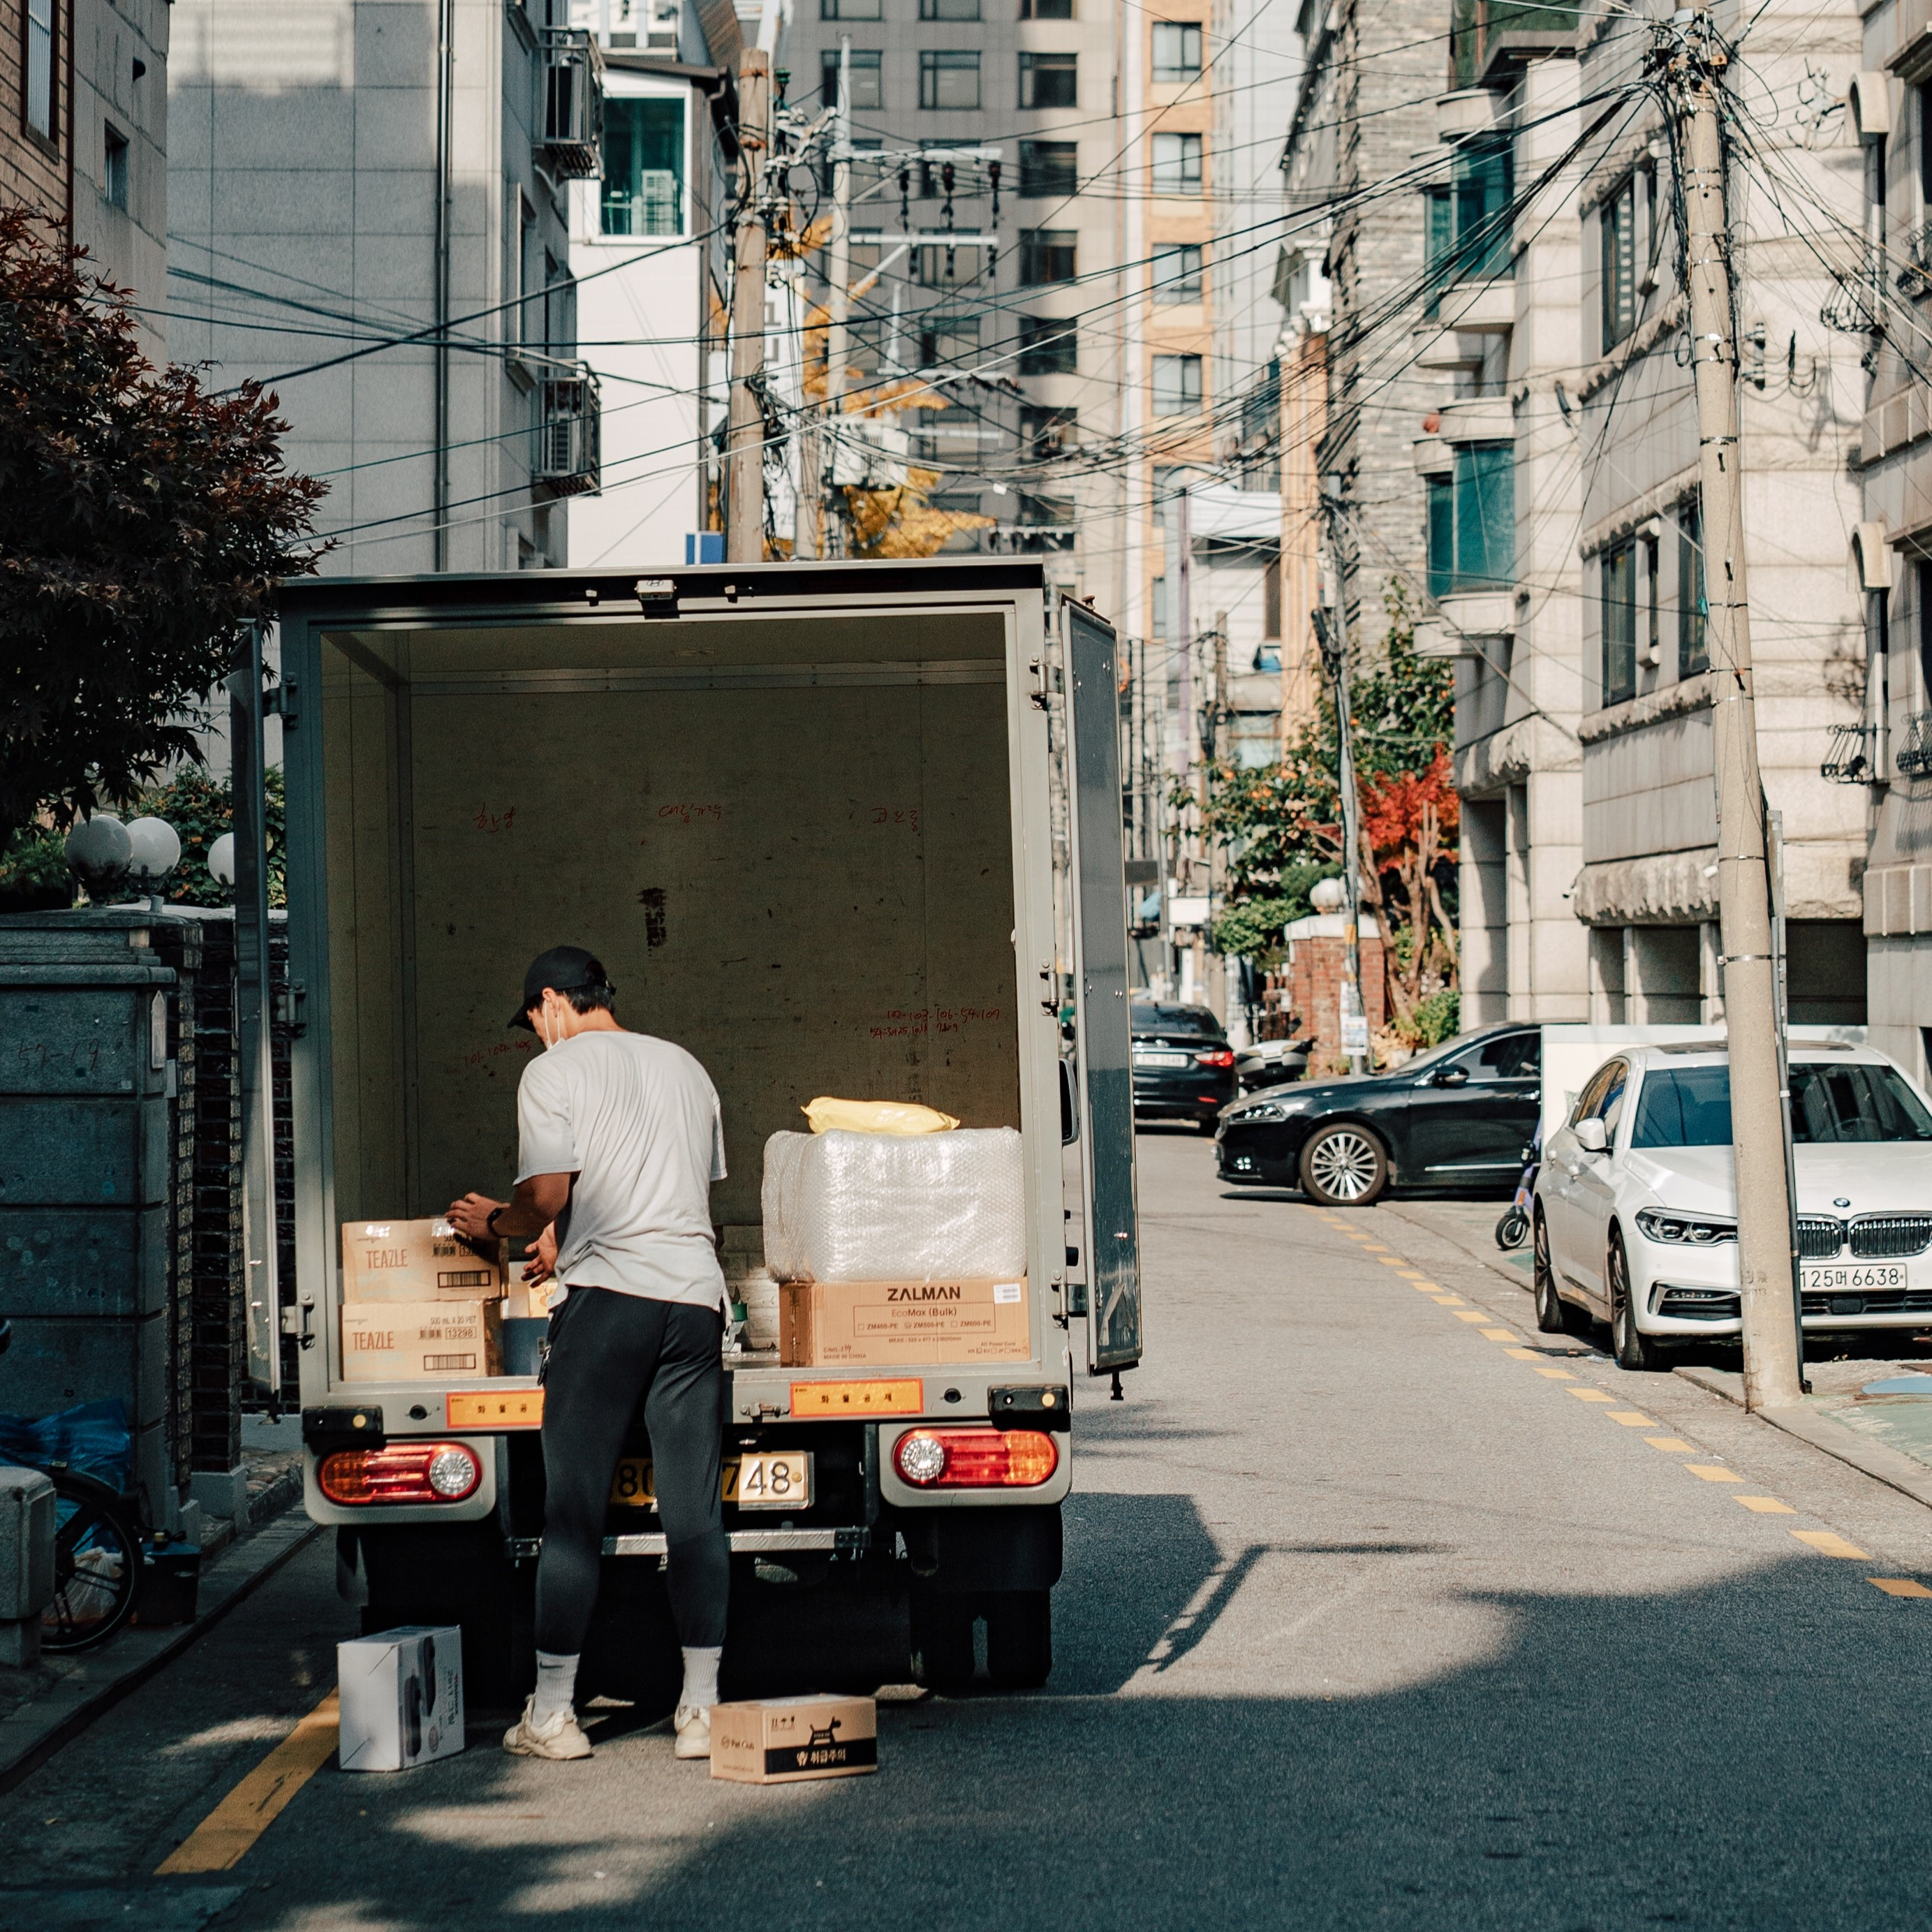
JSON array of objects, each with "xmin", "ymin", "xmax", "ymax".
[
  {"xmin": 910, "ymin": 1588, "xmax": 977, "ymax": 1693},
  {"xmin": 1299, "ymin": 1123, "xmax": 1387, "ymax": 1206},
  {"xmin": 983, "ymin": 1591, "xmax": 1052, "ymax": 1690}
]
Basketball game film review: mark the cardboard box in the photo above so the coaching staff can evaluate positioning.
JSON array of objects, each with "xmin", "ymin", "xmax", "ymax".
[
  {"xmin": 710, "ymin": 1694, "xmax": 877, "ymax": 1783},
  {"xmin": 779, "ymin": 1276, "xmax": 1028, "ymax": 1367},
  {"xmin": 341, "ymin": 1301, "xmax": 502, "ymax": 1381},
  {"xmin": 338, "ymin": 1625, "xmax": 465, "ymax": 1771},
  {"xmin": 341, "ymin": 1218, "xmax": 508, "ymax": 1303}
]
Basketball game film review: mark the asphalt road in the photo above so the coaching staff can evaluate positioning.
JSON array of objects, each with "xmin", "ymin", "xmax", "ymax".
[{"xmin": 11, "ymin": 1133, "xmax": 1932, "ymax": 1929}]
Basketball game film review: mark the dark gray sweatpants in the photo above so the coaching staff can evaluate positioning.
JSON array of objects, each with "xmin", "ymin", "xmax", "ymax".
[{"xmin": 533, "ymin": 1285, "xmax": 728, "ymax": 1656}]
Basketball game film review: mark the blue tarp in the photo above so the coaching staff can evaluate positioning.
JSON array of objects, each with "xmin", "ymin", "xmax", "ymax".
[{"xmin": 0, "ymin": 1399, "xmax": 133, "ymax": 1495}]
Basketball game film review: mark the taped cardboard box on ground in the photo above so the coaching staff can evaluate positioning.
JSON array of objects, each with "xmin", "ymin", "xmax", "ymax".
[
  {"xmin": 710, "ymin": 1694, "xmax": 877, "ymax": 1783},
  {"xmin": 341, "ymin": 1218, "xmax": 508, "ymax": 1302},
  {"xmin": 780, "ymin": 1277, "xmax": 1028, "ymax": 1367},
  {"xmin": 339, "ymin": 1624, "xmax": 465, "ymax": 1771},
  {"xmin": 341, "ymin": 1301, "xmax": 503, "ymax": 1381}
]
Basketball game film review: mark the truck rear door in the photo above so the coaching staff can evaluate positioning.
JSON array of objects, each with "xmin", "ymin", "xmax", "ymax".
[{"xmin": 1062, "ymin": 600, "xmax": 1142, "ymax": 1376}]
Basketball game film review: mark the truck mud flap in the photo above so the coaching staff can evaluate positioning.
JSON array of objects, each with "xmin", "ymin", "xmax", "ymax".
[{"xmin": 901, "ymin": 1503, "xmax": 1061, "ymax": 1595}]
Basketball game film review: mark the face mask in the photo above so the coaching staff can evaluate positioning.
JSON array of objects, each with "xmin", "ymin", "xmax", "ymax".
[{"xmin": 538, "ymin": 1003, "xmax": 564, "ymax": 1050}]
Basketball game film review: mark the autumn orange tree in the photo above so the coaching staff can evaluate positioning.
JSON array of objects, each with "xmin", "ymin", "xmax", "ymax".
[
  {"xmin": 1202, "ymin": 591, "xmax": 1460, "ymax": 1042},
  {"xmin": 0, "ymin": 211, "xmax": 325, "ymax": 849}
]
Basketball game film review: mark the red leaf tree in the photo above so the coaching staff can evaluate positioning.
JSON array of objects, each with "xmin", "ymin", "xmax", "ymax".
[{"xmin": 0, "ymin": 211, "xmax": 327, "ymax": 848}]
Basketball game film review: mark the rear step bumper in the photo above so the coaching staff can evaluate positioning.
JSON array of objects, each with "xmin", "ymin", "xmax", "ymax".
[{"xmin": 505, "ymin": 1527, "xmax": 876, "ymax": 1559}]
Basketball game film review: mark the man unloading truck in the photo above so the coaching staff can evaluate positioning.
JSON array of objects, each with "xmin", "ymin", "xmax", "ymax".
[{"xmin": 447, "ymin": 945, "xmax": 730, "ymax": 1763}]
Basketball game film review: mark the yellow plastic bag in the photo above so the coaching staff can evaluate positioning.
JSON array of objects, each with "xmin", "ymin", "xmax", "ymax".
[{"xmin": 802, "ymin": 1096, "xmax": 959, "ymax": 1135}]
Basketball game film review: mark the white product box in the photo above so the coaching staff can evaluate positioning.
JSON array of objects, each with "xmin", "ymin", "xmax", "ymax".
[{"xmin": 338, "ymin": 1624, "xmax": 465, "ymax": 1772}]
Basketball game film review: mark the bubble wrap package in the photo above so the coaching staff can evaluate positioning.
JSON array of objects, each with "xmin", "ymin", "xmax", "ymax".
[{"xmin": 761, "ymin": 1128, "xmax": 1026, "ymax": 1283}]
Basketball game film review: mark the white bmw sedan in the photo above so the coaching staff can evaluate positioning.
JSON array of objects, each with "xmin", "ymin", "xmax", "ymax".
[{"xmin": 1533, "ymin": 1042, "xmax": 1932, "ymax": 1371}]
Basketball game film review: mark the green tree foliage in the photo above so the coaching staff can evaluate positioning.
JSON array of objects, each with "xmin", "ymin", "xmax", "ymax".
[
  {"xmin": 0, "ymin": 211, "xmax": 324, "ymax": 849},
  {"xmin": 1202, "ymin": 589, "xmax": 1461, "ymax": 1035}
]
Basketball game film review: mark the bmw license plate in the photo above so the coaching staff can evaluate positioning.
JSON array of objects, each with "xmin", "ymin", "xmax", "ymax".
[
  {"xmin": 1800, "ymin": 1264, "xmax": 1907, "ymax": 1292},
  {"xmin": 1133, "ymin": 1049, "xmax": 1189, "ymax": 1068},
  {"xmin": 610, "ymin": 1453, "xmax": 813, "ymax": 1510}
]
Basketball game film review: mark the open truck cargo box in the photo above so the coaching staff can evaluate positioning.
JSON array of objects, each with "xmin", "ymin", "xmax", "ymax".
[{"xmin": 273, "ymin": 562, "xmax": 1140, "ymax": 1528}]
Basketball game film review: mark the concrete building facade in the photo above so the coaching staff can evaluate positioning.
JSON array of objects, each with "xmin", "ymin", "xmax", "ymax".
[
  {"xmin": 1570, "ymin": 0, "xmax": 1866, "ymax": 1028},
  {"xmin": 168, "ymin": 0, "xmax": 607, "ymax": 572}
]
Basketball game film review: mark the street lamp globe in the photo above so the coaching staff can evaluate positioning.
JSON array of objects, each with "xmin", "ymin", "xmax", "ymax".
[
  {"xmin": 1309, "ymin": 876, "xmax": 1347, "ymax": 914},
  {"xmin": 124, "ymin": 817, "xmax": 182, "ymax": 906},
  {"xmin": 64, "ymin": 814, "xmax": 133, "ymax": 896},
  {"xmin": 207, "ymin": 833, "xmax": 237, "ymax": 890}
]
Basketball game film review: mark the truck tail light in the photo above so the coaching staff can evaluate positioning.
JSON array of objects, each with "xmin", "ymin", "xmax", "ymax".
[
  {"xmin": 317, "ymin": 1441, "xmax": 482, "ymax": 1505},
  {"xmin": 1194, "ymin": 1049, "xmax": 1235, "ymax": 1068},
  {"xmin": 893, "ymin": 1428, "xmax": 1059, "ymax": 1489}
]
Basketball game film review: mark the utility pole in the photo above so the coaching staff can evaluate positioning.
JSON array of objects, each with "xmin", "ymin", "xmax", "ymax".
[
  {"xmin": 820, "ymin": 38, "xmax": 853, "ymax": 558},
  {"xmin": 1318, "ymin": 491, "xmax": 1368, "ymax": 1075},
  {"xmin": 726, "ymin": 47, "xmax": 772, "ymax": 564},
  {"xmin": 1664, "ymin": 11, "xmax": 1804, "ymax": 1410}
]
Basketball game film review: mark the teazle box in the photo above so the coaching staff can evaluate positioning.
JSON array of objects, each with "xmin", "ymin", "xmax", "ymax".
[
  {"xmin": 339, "ymin": 1625, "xmax": 466, "ymax": 1771},
  {"xmin": 710, "ymin": 1694, "xmax": 878, "ymax": 1783}
]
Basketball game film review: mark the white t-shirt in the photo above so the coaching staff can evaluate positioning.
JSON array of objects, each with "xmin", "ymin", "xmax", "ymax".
[{"xmin": 515, "ymin": 1030, "xmax": 728, "ymax": 1308}]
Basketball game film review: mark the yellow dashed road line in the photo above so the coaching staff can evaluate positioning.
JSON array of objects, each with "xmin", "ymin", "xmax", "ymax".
[
  {"xmin": 1870, "ymin": 1578, "xmax": 1932, "ymax": 1598},
  {"xmin": 1506, "ymin": 1347, "xmax": 1542, "ymax": 1359},
  {"xmin": 1739, "ymin": 1497, "xmax": 1798, "ymax": 1515},
  {"xmin": 1686, "ymin": 1464, "xmax": 1743, "ymax": 1482},
  {"xmin": 1606, "ymin": 1411, "xmax": 1657, "ymax": 1427},
  {"xmin": 1646, "ymin": 1437, "xmax": 1695, "ymax": 1452},
  {"xmin": 1569, "ymin": 1388, "xmax": 1618, "ymax": 1404},
  {"xmin": 1792, "ymin": 1529, "xmax": 1869, "ymax": 1556},
  {"xmin": 1452, "ymin": 1311, "xmax": 1491, "ymax": 1324},
  {"xmin": 1480, "ymin": 1328, "xmax": 1517, "ymax": 1341}
]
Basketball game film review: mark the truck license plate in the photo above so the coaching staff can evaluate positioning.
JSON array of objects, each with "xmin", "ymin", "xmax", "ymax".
[
  {"xmin": 609, "ymin": 1454, "xmax": 813, "ymax": 1510},
  {"xmin": 1801, "ymin": 1264, "xmax": 1907, "ymax": 1292}
]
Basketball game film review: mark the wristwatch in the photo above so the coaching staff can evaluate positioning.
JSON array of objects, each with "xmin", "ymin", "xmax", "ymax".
[{"xmin": 485, "ymin": 1207, "xmax": 504, "ymax": 1235}]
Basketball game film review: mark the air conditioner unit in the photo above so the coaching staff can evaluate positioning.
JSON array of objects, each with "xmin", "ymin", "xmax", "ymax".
[
  {"xmin": 534, "ymin": 366, "xmax": 601, "ymax": 496},
  {"xmin": 539, "ymin": 28, "xmax": 603, "ymax": 178}
]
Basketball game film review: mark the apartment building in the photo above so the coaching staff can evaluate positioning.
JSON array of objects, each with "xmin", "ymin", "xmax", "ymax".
[
  {"xmin": 168, "ymin": 0, "xmax": 608, "ymax": 572},
  {"xmin": 1281, "ymin": 0, "xmax": 1440, "ymax": 649},
  {"xmin": 566, "ymin": 48, "xmax": 731, "ymax": 566},
  {"xmin": 1568, "ymin": 0, "xmax": 1865, "ymax": 1027},
  {"xmin": 1415, "ymin": 17, "xmax": 1587, "ymax": 1022},
  {"xmin": 6, "ymin": 0, "xmax": 170, "ymax": 357}
]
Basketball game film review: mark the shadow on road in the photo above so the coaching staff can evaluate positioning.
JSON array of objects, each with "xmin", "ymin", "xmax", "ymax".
[{"xmin": 165, "ymin": 1538, "xmax": 1932, "ymax": 1932}]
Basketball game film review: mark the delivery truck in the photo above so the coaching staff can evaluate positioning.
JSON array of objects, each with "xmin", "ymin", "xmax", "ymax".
[{"xmin": 258, "ymin": 559, "xmax": 1142, "ymax": 1699}]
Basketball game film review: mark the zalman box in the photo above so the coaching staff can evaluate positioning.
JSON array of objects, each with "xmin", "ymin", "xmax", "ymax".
[
  {"xmin": 779, "ymin": 1276, "xmax": 1028, "ymax": 1367},
  {"xmin": 341, "ymin": 1301, "xmax": 502, "ymax": 1381},
  {"xmin": 338, "ymin": 1624, "xmax": 465, "ymax": 1771},
  {"xmin": 709, "ymin": 1694, "xmax": 877, "ymax": 1784},
  {"xmin": 341, "ymin": 1218, "xmax": 508, "ymax": 1303}
]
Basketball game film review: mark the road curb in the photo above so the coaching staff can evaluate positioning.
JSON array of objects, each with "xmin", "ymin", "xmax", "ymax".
[
  {"xmin": 0, "ymin": 1510, "xmax": 322, "ymax": 1796},
  {"xmin": 1674, "ymin": 1361, "xmax": 1932, "ymax": 1516}
]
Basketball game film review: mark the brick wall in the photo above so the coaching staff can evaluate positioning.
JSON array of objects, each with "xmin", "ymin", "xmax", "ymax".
[
  {"xmin": 0, "ymin": 0, "xmax": 71, "ymax": 228},
  {"xmin": 1289, "ymin": 929, "xmax": 1388, "ymax": 1074}
]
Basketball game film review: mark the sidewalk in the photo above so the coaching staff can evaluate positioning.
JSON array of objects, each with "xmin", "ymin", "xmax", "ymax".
[
  {"xmin": 1388, "ymin": 1194, "xmax": 1932, "ymax": 1517},
  {"xmin": 0, "ymin": 1411, "xmax": 317, "ymax": 1792}
]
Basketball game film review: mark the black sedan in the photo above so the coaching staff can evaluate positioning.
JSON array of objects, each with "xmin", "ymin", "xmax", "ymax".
[
  {"xmin": 1132, "ymin": 1001, "xmax": 1237, "ymax": 1132},
  {"xmin": 1215, "ymin": 1023, "xmax": 1541, "ymax": 1205}
]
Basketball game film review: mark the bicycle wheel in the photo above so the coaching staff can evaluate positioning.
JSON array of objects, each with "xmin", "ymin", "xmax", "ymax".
[{"xmin": 42, "ymin": 1475, "xmax": 140, "ymax": 1652}]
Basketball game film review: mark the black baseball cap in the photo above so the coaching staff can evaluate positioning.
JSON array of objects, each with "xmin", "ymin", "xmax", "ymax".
[{"xmin": 510, "ymin": 946, "xmax": 613, "ymax": 1030}]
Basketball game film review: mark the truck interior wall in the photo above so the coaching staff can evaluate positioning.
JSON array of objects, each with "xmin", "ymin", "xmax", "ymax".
[{"xmin": 318, "ymin": 612, "xmax": 1022, "ymax": 1233}]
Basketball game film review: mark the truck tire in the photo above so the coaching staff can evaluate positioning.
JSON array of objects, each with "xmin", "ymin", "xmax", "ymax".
[
  {"xmin": 910, "ymin": 1586, "xmax": 977, "ymax": 1693},
  {"xmin": 983, "ymin": 1591, "xmax": 1052, "ymax": 1690},
  {"xmin": 357, "ymin": 1521, "xmax": 529, "ymax": 1708}
]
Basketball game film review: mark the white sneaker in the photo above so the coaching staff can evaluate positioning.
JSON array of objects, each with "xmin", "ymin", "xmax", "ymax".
[
  {"xmin": 503, "ymin": 1695, "xmax": 593, "ymax": 1760},
  {"xmin": 673, "ymin": 1703, "xmax": 711, "ymax": 1760}
]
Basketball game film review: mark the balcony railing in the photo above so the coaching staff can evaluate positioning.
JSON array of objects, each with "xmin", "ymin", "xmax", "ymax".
[
  {"xmin": 534, "ymin": 364, "xmax": 600, "ymax": 495},
  {"xmin": 1820, "ymin": 723, "xmax": 1876, "ymax": 784},
  {"xmin": 540, "ymin": 28, "xmax": 603, "ymax": 178},
  {"xmin": 1896, "ymin": 711, "xmax": 1932, "ymax": 778}
]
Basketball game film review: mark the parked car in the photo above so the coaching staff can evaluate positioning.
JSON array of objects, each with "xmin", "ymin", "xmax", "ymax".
[
  {"xmin": 1534, "ymin": 1041, "xmax": 1932, "ymax": 1371},
  {"xmin": 1215, "ymin": 1023, "xmax": 1542, "ymax": 1205},
  {"xmin": 1235, "ymin": 1035, "xmax": 1312, "ymax": 1093},
  {"xmin": 1132, "ymin": 1000, "xmax": 1237, "ymax": 1131}
]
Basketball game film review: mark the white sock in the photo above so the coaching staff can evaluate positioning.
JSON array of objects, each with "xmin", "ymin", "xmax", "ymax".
[
  {"xmin": 532, "ymin": 1650, "xmax": 580, "ymax": 1727},
  {"xmin": 679, "ymin": 1645, "xmax": 721, "ymax": 1714}
]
